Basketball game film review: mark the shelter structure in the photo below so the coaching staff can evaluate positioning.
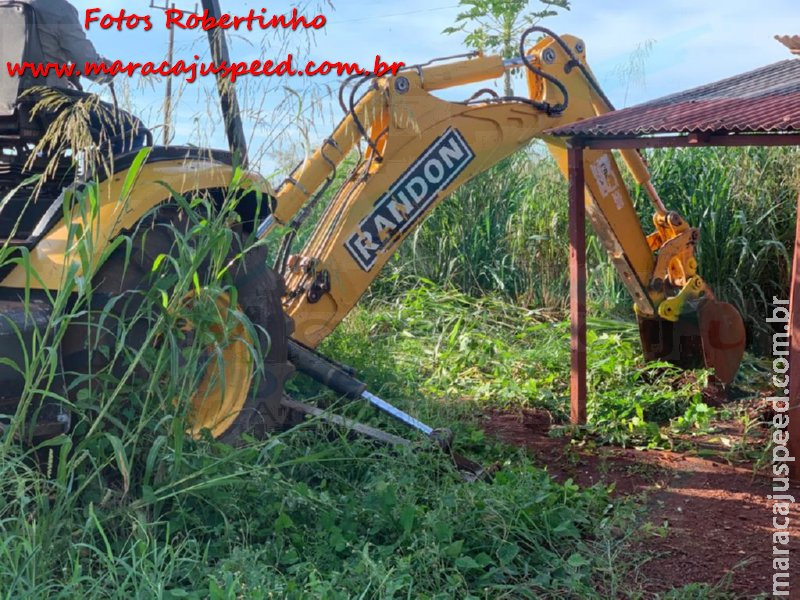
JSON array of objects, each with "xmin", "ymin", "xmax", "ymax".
[{"xmin": 547, "ymin": 45, "xmax": 800, "ymax": 479}]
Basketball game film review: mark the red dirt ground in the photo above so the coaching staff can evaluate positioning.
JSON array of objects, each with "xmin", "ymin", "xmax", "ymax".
[{"xmin": 480, "ymin": 406, "xmax": 800, "ymax": 598}]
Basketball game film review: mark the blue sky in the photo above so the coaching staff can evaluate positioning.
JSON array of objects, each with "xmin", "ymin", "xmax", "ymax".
[{"xmin": 71, "ymin": 0, "xmax": 799, "ymax": 175}]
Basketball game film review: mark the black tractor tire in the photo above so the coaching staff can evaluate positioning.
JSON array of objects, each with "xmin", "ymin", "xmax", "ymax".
[{"xmin": 62, "ymin": 203, "xmax": 294, "ymax": 441}]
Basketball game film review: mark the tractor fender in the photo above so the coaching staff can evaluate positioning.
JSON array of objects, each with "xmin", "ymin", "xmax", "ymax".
[{"xmin": 1, "ymin": 146, "xmax": 273, "ymax": 291}]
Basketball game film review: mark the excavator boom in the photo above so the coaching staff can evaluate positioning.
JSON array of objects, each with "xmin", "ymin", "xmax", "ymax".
[{"xmin": 266, "ymin": 28, "xmax": 745, "ymax": 384}]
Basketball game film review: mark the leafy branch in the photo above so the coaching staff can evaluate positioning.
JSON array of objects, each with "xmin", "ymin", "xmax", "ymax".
[{"xmin": 444, "ymin": 0, "xmax": 570, "ymax": 95}]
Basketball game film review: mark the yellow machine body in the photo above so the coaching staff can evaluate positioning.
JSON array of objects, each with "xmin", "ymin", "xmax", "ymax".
[
  {"xmin": 1, "ymin": 151, "xmax": 271, "ymax": 290},
  {"xmin": 266, "ymin": 33, "xmax": 744, "ymax": 383},
  {"xmin": 0, "ymin": 31, "xmax": 745, "ymax": 444}
]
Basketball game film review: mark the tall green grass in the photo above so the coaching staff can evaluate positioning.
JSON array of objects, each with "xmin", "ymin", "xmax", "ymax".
[
  {"xmin": 379, "ymin": 144, "xmax": 798, "ymax": 350},
  {"xmin": 384, "ymin": 148, "xmax": 572, "ymax": 309},
  {"xmin": 634, "ymin": 146, "xmax": 798, "ymax": 350},
  {"xmin": 0, "ymin": 168, "xmax": 643, "ymax": 599},
  {"xmin": 1, "ymin": 117, "xmax": 792, "ymax": 599}
]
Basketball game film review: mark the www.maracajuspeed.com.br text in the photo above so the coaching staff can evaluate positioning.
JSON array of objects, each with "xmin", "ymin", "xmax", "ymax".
[{"xmin": 6, "ymin": 54, "xmax": 406, "ymax": 84}]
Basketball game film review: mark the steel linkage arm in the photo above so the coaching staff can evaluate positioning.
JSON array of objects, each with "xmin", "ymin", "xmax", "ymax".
[{"xmin": 270, "ymin": 29, "xmax": 710, "ymax": 353}]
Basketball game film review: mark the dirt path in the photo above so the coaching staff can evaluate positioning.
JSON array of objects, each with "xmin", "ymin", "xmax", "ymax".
[{"xmin": 481, "ymin": 408, "xmax": 800, "ymax": 598}]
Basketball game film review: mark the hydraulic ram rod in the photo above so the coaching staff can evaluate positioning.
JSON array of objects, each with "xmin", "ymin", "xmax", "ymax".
[
  {"xmin": 360, "ymin": 390, "xmax": 433, "ymax": 436},
  {"xmin": 287, "ymin": 340, "xmax": 433, "ymax": 436},
  {"xmin": 287, "ymin": 339, "xmax": 488, "ymax": 480}
]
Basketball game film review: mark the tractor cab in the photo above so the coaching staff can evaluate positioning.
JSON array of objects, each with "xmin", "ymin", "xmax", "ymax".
[
  {"xmin": 0, "ymin": 0, "xmax": 151, "ymax": 252},
  {"xmin": 0, "ymin": 1, "xmax": 42, "ymax": 135},
  {"xmin": 0, "ymin": 1, "xmax": 74, "ymax": 252}
]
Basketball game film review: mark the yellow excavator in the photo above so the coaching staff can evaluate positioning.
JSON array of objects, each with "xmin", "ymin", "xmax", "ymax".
[{"xmin": 0, "ymin": 0, "xmax": 745, "ymax": 454}]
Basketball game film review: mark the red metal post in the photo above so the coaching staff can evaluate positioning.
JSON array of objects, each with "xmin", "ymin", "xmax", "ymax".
[
  {"xmin": 568, "ymin": 145, "xmax": 587, "ymax": 425},
  {"xmin": 787, "ymin": 192, "xmax": 800, "ymax": 480}
]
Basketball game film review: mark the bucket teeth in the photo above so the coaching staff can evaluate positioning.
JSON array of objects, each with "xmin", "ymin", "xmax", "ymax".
[
  {"xmin": 637, "ymin": 297, "xmax": 745, "ymax": 385},
  {"xmin": 637, "ymin": 313, "xmax": 705, "ymax": 369}
]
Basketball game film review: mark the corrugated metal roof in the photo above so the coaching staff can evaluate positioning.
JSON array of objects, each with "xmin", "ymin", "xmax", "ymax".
[{"xmin": 548, "ymin": 58, "xmax": 800, "ymax": 138}]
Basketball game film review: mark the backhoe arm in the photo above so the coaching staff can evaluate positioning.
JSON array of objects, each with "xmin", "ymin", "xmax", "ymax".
[{"xmin": 267, "ymin": 30, "xmax": 745, "ymax": 383}]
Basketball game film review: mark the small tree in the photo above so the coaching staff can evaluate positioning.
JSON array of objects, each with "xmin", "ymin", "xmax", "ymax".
[{"xmin": 444, "ymin": 0, "xmax": 570, "ymax": 96}]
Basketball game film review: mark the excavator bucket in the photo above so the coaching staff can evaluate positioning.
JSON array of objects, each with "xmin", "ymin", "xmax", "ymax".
[
  {"xmin": 697, "ymin": 299, "xmax": 747, "ymax": 385},
  {"xmin": 638, "ymin": 298, "xmax": 746, "ymax": 385}
]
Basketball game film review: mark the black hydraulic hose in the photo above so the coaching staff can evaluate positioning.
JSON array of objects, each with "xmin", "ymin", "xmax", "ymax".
[
  {"xmin": 518, "ymin": 26, "xmax": 570, "ymax": 115},
  {"xmin": 339, "ymin": 29, "xmax": 591, "ymax": 160},
  {"xmin": 522, "ymin": 26, "xmax": 671, "ymax": 214},
  {"xmin": 520, "ymin": 25, "xmax": 615, "ymax": 112},
  {"xmin": 348, "ymin": 74, "xmax": 383, "ymax": 162},
  {"xmin": 464, "ymin": 88, "xmax": 500, "ymax": 103},
  {"xmin": 274, "ymin": 143, "xmax": 338, "ymax": 276},
  {"xmin": 338, "ymin": 72, "xmax": 365, "ymax": 114}
]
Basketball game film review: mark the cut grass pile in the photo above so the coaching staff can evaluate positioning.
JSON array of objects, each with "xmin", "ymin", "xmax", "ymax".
[{"xmin": 325, "ymin": 281, "xmax": 764, "ymax": 451}]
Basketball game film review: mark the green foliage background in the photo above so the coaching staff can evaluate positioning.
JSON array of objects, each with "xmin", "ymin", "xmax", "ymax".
[{"xmin": 382, "ymin": 145, "xmax": 798, "ymax": 351}]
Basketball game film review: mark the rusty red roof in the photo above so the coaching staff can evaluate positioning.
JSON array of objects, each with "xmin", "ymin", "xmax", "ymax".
[{"xmin": 548, "ymin": 58, "xmax": 800, "ymax": 138}]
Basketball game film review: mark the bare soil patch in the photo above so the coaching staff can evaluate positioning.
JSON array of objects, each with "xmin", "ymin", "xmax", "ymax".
[{"xmin": 480, "ymin": 406, "xmax": 800, "ymax": 598}]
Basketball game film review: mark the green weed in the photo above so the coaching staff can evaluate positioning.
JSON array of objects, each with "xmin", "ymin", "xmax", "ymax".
[{"xmin": 0, "ymin": 173, "xmax": 639, "ymax": 599}]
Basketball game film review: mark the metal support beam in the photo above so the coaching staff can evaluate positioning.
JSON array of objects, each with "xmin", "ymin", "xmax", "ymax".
[
  {"xmin": 575, "ymin": 133, "xmax": 800, "ymax": 151},
  {"xmin": 568, "ymin": 146, "xmax": 587, "ymax": 425},
  {"xmin": 150, "ymin": 1, "xmax": 198, "ymax": 145},
  {"xmin": 787, "ymin": 192, "xmax": 800, "ymax": 480},
  {"xmin": 200, "ymin": 0, "xmax": 248, "ymax": 166},
  {"xmin": 280, "ymin": 397, "xmax": 412, "ymax": 447}
]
